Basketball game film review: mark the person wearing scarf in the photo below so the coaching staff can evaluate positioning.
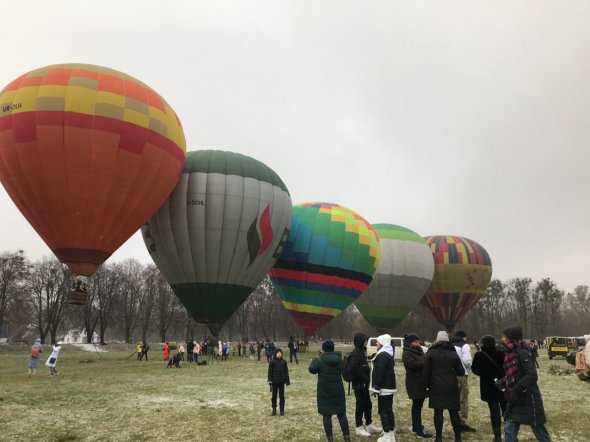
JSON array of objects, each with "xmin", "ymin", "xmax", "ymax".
[
  {"xmin": 370, "ymin": 334, "xmax": 397, "ymax": 442},
  {"xmin": 423, "ymin": 331, "xmax": 465, "ymax": 442},
  {"xmin": 501, "ymin": 326, "xmax": 552, "ymax": 442}
]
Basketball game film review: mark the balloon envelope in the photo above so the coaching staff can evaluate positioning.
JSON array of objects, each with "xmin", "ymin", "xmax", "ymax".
[
  {"xmin": 0, "ymin": 64, "xmax": 186, "ymax": 276},
  {"xmin": 270, "ymin": 203, "xmax": 381, "ymax": 337},
  {"xmin": 142, "ymin": 150, "xmax": 292, "ymax": 336},
  {"xmin": 420, "ymin": 235, "xmax": 492, "ymax": 331},
  {"xmin": 355, "ymin": 224, "xmax": 434, "ymax": 332}
]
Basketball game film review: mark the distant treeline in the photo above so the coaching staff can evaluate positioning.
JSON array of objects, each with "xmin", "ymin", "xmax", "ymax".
[{"xmin": 1, "ymin": 250, "xmax": 588, "ymax": 344}]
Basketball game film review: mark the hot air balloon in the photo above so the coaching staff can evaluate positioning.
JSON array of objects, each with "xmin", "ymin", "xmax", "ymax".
[
  {"xmin": 355, "ymin": 224, "xmax": 434, "ymax": 333},
  {"xmin": 141, "ymin": 150, "xmax": 292, "ymax": 336},
  {"xmin": 420, "ymin": 235, "xmax": 492, "ymax": 331},
  {"xmin": 269, "ymin": 203, "xmax": 381, "ymax": 337},
  {"xmin": 0, "ymin": 64, "xmax": 186, "ymax": 292}
]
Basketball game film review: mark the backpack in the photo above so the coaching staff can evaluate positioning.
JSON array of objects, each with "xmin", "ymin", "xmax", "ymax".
[
  {"xmin": 31, "ymin": 347, "xmax": 40, "ymax": 358},
  {"xmin": 575, "ymin": 350, "xmax": 590, "ymax": 381},
  {"xmin": 340, "ymin": 352, "xmax": 355, "ymax": 382}
]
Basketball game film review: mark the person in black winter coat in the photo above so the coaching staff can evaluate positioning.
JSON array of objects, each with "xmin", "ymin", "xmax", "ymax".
[
  {"xmin": 348, "ymin": 333, "xmax": 382, "ymax": 437},
  {"xmin": 402, "ymin": 333, "xmax": 432, "ymax": 439},
  {"xmin": 500, "ymin": 326, "xmax": 552, "ymax": 442},
  {"xmin": 471, "ymin": 335, "xmax": 506, "ymax": 442},
  {"xmin": 423, "ymin": 331, "xmax": 465, "ymax": 442},
  {"xmin": 268, "ymin": 347, "xmax": 290, "ymax": 416},
  {"xmin": 370, "ymin": 334, "xmax": 397, "ymax": 442}
]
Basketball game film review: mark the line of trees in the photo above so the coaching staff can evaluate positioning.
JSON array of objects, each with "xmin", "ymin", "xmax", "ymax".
[{"xmin": 1, "ymin": 250, "xmax": 588, "ymax": 345}]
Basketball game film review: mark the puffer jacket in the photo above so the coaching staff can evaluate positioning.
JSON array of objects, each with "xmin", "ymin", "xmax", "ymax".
[
  {"xmin": 309, "ymin": 351, "xmax": 346, "ymax": 415},
  {"xmin": 504, "ymin": 349, "xmax": 547, "ymax": 426},
  {"xmin": 423, "ymin": 341, "xmax": 465, "ymax": 410},
  {"xmin": 268, "ymin": 356, "xmax": 290, "ymax": 385},
  {"xmin": 349, "ymin": 333, "xmax": 370, "ymax": 390}
]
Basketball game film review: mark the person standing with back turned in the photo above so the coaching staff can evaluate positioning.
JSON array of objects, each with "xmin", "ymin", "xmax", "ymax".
[{"xmin": 309, "ymin": 340, "xmax": 351, "ymax": 442}]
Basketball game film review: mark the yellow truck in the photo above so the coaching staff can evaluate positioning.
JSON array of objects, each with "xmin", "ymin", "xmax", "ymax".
[{"xmin": 546, "ymin": 336, "xmax": 576, "ymax": 359}]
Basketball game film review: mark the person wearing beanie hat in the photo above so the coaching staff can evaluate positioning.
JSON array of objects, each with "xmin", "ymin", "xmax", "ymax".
[
  {"xmin": 472, "ymin": 336, "xmax": 506, "ymax": 442},
  {"xmin": 501, "ymin": 326, "xmax": 552, "ymax": 442},
  {"xmin": 423, "ymin": 333, "xmax": 465, "ymax": 442},
  {"xmin": 348, "ymin": 333, "xmax": 382, "ymax": 437},
  {"xmin": 402, "ymin": 333, "xmax": 432, "ymax": 439},
  {"xmin": 370, "ymin": 334, "xmax": 397, "ymax": 442},
  {"xmin": 309, "ymin": 340, "xmax": 351, "ymax": 442},
  {"xmin": 436, "ymin": 331, "xmax": 449, "ymax": 342},
  {"xmin": 267, "ymin": 347, "xmax": 290, "ymax": 416},
  {"xmin": 449, "ymin": 330, "xmax": 475, "ymax": 433}
]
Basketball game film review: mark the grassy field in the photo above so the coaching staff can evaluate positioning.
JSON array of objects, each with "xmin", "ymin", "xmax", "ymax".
[{"xmin": 0, "ymin": 344, "xmax": 588, "ymax": 442}]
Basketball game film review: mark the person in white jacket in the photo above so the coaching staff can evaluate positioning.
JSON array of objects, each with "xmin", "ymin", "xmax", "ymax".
[
  {"xmin": 451, "ymin": 331, "xmax": 475, "ymax": 433},
  {"xmin": 45, "ymin": 342, "xmax": 62, "ymax": 376}
]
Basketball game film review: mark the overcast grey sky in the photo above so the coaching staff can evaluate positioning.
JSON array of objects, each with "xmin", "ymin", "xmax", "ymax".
[{"xmin": 1, "ymin": 1, "xmax": 589, "ymax": 292}]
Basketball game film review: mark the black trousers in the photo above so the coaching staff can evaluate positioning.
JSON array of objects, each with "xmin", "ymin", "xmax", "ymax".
[
  {"xmin": 323, "ymin": 413, "xmax": 349, "ymax": 438},
  {"xmin": 354, "ymin": 388, "xmax": 373, "ymax": 427},
  {"xmin": 377, "ymin": 395, "xmax": 395, "ymax": 433},
  {"xmin": 433, "ymin": 409, "xmax": 461, "ymax": 438},
  {"xmin": 411, "ymin": 398, "xmax": 425, "ymax": 432},
  {"xmin": 488, "ymin": 399, "xmax": 507, "ymax": 429},
  {"xmin": 271, "ymin": 383, "xmax": 285, "ymax": 411}
]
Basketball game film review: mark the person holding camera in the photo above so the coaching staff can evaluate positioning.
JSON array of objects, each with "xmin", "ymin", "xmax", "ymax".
[
  {"xmin": 471, "ymin": 335, "xmax": 506, "ymax": 442},
  {"xmin": 309, "ymin": 340, "xmax": 351, "ymax": 442},
  {"xmin": 501, "ymin": 326, "xmax": 552, "ymax": 442}
]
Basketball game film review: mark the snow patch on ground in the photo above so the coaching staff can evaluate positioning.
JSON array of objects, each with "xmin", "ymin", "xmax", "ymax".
[{"xmin": 72, "ymin": 343, "xmax": 107, "ymax": 352}]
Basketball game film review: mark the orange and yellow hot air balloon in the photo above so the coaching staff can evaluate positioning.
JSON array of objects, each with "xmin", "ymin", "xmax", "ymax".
[{"xmin": 0, "ymin": 63, "xmax": 186, "ymax": 277}]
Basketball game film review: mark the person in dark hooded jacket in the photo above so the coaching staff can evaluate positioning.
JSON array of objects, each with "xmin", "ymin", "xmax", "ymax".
[
  {"xmin": 348, "ymin": 333, "xmax": 382, "ymax": 437},
  {"xmin": 423, "ymin": 331, "xmax": 465, "ymax": 442},
  {"xmin": 268, "ymin": 347, "xmax": 290, "ymax": 416},
  {"xmin": 500, "ymin": 326, "xmax": 552, "ymax": 442},
  {"xmin": 471, "ymin": 335, "xmax": 506, "ymax": 442},
  {"xmin": 402, "ymin": 333, "xmax": 432, "ymax": 439},
  {"xmin": 370, "ymin": 334, "xmax": 397, "ymax": 442}
]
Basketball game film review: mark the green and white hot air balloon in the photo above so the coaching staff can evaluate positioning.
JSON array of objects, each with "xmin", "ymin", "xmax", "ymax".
[
  {"xmin": 142, "ymin": 150, "xmax": 292, "ymax": 336},
  {"xmin": 355, "ymin": 224, "xmax": 434, "ymax": 333}
]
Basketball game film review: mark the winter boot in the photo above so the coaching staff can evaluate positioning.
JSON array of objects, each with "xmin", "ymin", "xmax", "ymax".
[
  {"xmin": 271, "ymin": 407, "xmax": 276, "ymax": 416},
  {"xmin": 434, "ymin": 437, "xmax": 443, "ymax": 442},
  {"xmin": 326, "ymin": 436, "xmax": 333, "ymax": 442},
  {"xmin": 343, "ymin": 434, "xmax": 351, "ymax": 442},
  {"xmin": 280, "ymin": 409, "xmax": 284, "ymax": 416},
  {"xmin": 366, "ymin": 422, "xmax": 383, "ymax": 435},
  {"xmin": 493, "ymin": 426, "xmax": 502, "ymax": 442},
  {"xmin": 355, "ymin": 426, "xmax": 371, "ymax": 437}
]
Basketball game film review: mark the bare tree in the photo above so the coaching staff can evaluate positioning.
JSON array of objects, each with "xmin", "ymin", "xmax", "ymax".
[
  {"xmin": 137, "ymin": 264, "xmax": 160, "ymax": 342},
  {"xmin": 28, "ymin": 257, "xmax": 73, "ymax": 344},
  {"xmin": 115, "ymin": 259, "xmax": 145, "ymax": 343},
  {"xmin": 0, "ymin": 250, "xmax": 30, "ymax": 333}
]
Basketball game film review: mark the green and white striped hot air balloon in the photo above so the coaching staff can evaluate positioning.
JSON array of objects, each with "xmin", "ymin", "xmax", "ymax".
[
  {"xmin": 355, "ymin": 224, "xmax": 434, "ymax": 333},
  {"xmin": 142, "ymin": 150, "xmax": 292, "ymax": 336}
]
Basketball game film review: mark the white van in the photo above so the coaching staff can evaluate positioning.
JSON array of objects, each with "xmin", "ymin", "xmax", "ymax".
[{"xmin": 366, "ymin": 336, "xmax": 428, "ymax": 361}]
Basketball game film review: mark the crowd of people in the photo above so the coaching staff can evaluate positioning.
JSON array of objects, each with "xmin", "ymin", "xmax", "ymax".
[{"xmin": 27, "ymin": 328, "xmax": 590, "ymax": 442}]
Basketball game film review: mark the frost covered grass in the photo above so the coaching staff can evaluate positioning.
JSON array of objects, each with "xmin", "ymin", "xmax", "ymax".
[{"xmin": 0, "ymin": 344, "xmax": 588, "ymax": 441}]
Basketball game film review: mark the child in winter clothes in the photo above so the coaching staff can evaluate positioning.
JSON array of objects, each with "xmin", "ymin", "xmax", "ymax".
[
  {"xmin": 268, "ymin": 348, "xmax": 290, "ymax": 416},
  {"xmin": 45, "ymin": 342, "xmax": 62, "ymax": 376}
]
